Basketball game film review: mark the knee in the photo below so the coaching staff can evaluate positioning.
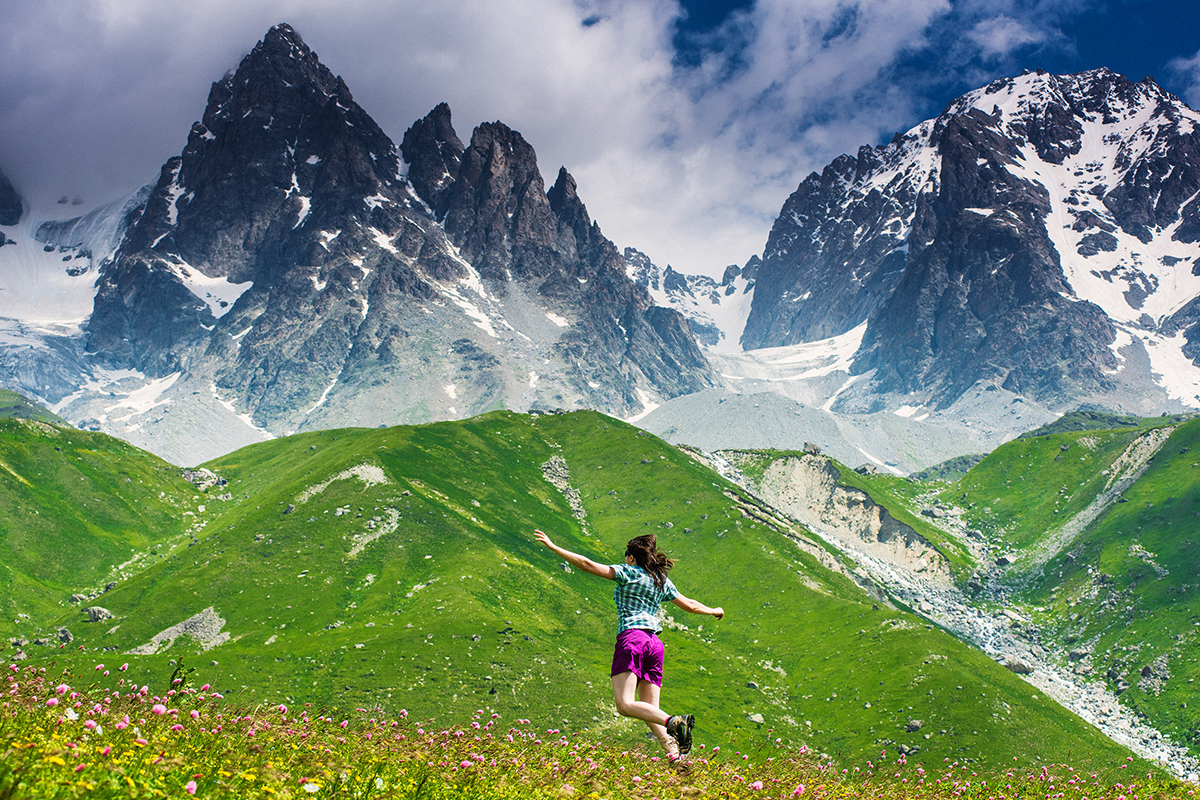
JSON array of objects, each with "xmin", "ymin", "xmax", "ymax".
[{"xmin": 613, "ymin": 698, "xmax": 637, "ymax": 717}]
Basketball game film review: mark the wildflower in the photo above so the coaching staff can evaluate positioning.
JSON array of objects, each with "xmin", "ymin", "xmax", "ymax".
[
  {"xmin": 793, "ymin": 785, "xmax": 806, "ymax": 796},
  {"xmin": 95, "ymin": 664, "xmax": 104, "ymax": 671},
  {"xmin": 119, "ymin": 663, "xmax": 129, "ymax": 671},
  {"xmin": 750, "ymin": 780, "xmax": 764, "ymax": 791},
  {"xmin": 303, "ymin": 784, "xmax": 320, "ymax": 794},
  {"xmin": 56, "ymin": 684, "xmax": 69, "ymax": 695},
  {"xmin": 46, "ymin": 697, "xmax": 58, "ymax": 707},
  {"xmin": 191, "ymin": 710, "xmax": 201, "ymax": 719},
  {"xmin": 152, "ymin": 704, "xmax": 167, "ymax": 715},
  {"xmin": 84, "ymin": 720, "xmax": 98, "ymax": 731},
  {"xmin": 185, "ymin": 780, "xmax": 197, "ymax": 795}
]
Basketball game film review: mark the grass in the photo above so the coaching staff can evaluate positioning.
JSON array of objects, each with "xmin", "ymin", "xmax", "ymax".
[
  {"xmin": 0, "ymin": 390, "xmax": 67, "ymax": 425},
  {"xmin": 0, "ymin": 418, "xmax": 196, "ymax": 639},
  {"xmin": 0, "ymin": 411, "xmax": 1172, "ymax": 775},
  {"xmin": 1017, "ymin": 418, "xmax": 1200, "ymax": 755},
  {"xmin": 2, "ymin": 661, "xmax": 1193, "ymax": 799},
  {"xmin": 700, "ymin": 414, "xmax": 1200, "ymax": 767}
]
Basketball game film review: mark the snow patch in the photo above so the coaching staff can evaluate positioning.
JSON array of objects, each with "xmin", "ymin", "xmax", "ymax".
[
  {"xmin": 103, "ymin": 373, "xmax": 180, "ymax": 421},
  {"xmin": 160, "ymin": 258, "xmax": 252, "ymax": 320},
  {"xmin": 545, "ymin": 311, "xmax": 569, "ymax": 328}
]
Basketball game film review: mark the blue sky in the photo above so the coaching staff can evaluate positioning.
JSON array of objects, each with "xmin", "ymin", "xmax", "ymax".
[{"xmin": 1, "ymin": 0, "xmax": 1199, "ymax": 277}]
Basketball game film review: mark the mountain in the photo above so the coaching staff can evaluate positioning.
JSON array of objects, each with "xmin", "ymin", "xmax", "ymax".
[
  {"xmin": 0, "ymin": 409, "xmax": 1156, "ymax": 773},
  {"xmin": 623, "ymin": 247, "xmax": 758, "ymax": 353},
  {"xmin": 744, "ymin": 68, "xmax": 1200, "ymax": 416},
  {"xmin": 0, "ymin": 24, "xmax": 713, "ymax": 464}
]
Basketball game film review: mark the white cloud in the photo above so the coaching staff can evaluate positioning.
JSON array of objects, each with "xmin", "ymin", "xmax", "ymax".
[
  {"xmin": 1168, "ymin": 48, "xmax": 1200, "ymax": 110},
  {"xmin": 966, "ymin": 15, "xmax": 1046, "ymax": 59},
  {"xmin": 0, "ymin": 0, "xmax": 1092, "ymax": 277}
]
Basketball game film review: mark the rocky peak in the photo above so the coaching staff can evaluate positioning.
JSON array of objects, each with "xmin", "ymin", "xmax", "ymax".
[
  {"xmin": 400, "ymin": 103, "xmax": 465, "ymax": 219},
  {"xmin": 0, "ymin": 166, "xmax": 21, "ymax": 227},
  {"xmin": 119, "ymin": 22, "xmax": 403, "ymax": 278},
  {"xmin": 439, "ymin": 120, "xmax": 561, "ymax": 283}
]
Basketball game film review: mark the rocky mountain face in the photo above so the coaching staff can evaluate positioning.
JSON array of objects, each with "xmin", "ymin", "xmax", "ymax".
[
  {"xmin": 0, "ymin": 167, "xmax": 21, "ymax": 229},
  {"xmin": 52, "ymin": 24, "xmax": 712, "ymax": 458},
  {"xmin": 745, "ymin": 68, "xmax": 1200, "ymax": 412},
  {"xmin": 623, "ymin": 247, "xmax": 758, "ymax": 353}
]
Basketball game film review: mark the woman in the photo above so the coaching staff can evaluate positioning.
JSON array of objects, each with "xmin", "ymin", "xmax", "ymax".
[{"xmin": 534, "ymin": 529, "xmax": 724, "ymax": 760}]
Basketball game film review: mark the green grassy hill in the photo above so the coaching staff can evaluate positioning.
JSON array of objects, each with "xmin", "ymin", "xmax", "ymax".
[
  {"xmin": 774, "ymin": 413, "xmax": 1200, "ymax": 763},
  {"xmin": 0, "ymin": 389, "xmax": 68, "ymax": 425},
  {"xmin": 0, "ymin": 418, "xmax": 196, "ymax": 638},
  {"xmin": 1018, "ymin": 419, "xmax": 1200, "ymax": 754},
  {"xmin": 2, "ymin": 410, "xmax": 1151, "ymax": 774}
]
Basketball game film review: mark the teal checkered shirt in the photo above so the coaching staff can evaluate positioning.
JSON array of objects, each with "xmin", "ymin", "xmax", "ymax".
[{"xmin": 610, "ymin": 563, "xmax": 678, "ymax": 634}]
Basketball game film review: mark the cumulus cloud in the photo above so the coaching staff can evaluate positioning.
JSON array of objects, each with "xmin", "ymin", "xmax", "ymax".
[
  {"xmin": 1168, "ymin": 48, "xmax": 1200, "ymax": 110},
  {"xmin": 966, "ymin": 15, "xmax": 1046, "ymax": 59},
  {"xmin": 0, "ymin": 0, "xmax": 1094, "ymax": 275}
]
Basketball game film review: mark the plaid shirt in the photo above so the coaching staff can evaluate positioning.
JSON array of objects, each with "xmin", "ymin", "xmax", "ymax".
[{"xmin": 610, "ymin": 563, "xmax": 678, "ymax": 634}]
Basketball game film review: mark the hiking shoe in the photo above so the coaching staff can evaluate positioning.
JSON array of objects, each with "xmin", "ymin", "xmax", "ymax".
[{"xmin": 666, "ymin": 714, "xmax": 695, "ymax": 756}]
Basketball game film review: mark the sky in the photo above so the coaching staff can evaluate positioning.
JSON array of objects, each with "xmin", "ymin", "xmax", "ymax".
[{"xmin": 2, "ymin": 0, "xmax": 1200, "ymax": 277}]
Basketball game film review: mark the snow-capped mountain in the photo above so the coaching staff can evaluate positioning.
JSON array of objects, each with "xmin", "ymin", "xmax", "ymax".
[
  {"xmin": 745, "ymin": 67, "xmax": 1200, "ymax": 414},
  {"xmin": 0, "ymin": 24, "xmax": 714, "ymax": 463},
  {"xmin": 623, "ymin": 247, "xmax": 757, "ymax": 354}
]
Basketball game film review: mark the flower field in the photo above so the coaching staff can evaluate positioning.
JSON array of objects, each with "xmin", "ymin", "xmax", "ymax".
[{"xmin": 1, "ymin": 661, "xmax": 1195, "ymax": 799}]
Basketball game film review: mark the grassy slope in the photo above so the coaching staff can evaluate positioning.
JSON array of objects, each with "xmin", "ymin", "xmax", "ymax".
[
  {"xmin": 0, "ymin": 389, "xmax": 68, "ymax": 425},
  {"xmin": 3, "ymin": 411, "xmax": 1145, "ymax": 774},
  {"xmin": 0, "ymin": 418, "xmax": 195, "ymax": 638},
  {"xmin": 943, "ymin": 426, "xmax": 1169, "ymax": 552},
  {"xmin": 839, "ymin": 416, "xmax": 1199, "ymax": 759},
  {"xmin": 1019, "ymin": 419, "xmax": 1200, "ymax": 753}
]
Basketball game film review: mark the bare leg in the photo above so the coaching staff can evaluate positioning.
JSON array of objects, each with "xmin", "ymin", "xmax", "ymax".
[
  {"xmin": 611, "ymin": 670, "xmax": 669, "ymax": 726},
  {"xmin": 637, "ymin": 679, "xmax": 678, "ymax": 757}
]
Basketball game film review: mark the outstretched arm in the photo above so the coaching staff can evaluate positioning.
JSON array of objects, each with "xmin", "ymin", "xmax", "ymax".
[
  {"xmin": 534, "ymin": 530, "xmax": 616, "ymax": 580},
  {"xmin": 672, "ymin": 593, "xmax": 724, "ymax": 620}
]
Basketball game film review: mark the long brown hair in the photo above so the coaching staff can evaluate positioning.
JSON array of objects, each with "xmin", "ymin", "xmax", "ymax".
[{"xmin": 625, "ymin": 534, "xmax": 674, "ymax": 588}]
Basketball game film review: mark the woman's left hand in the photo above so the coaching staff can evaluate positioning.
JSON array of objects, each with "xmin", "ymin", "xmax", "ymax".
[{"xmin": 534, "ymin": 529, "xmax": 554, "ymax": 549}]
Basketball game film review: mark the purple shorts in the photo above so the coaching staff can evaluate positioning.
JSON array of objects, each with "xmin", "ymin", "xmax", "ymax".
[{"xmin": 611, "ymin": 628, "xmax": 665, "ymax": 687}]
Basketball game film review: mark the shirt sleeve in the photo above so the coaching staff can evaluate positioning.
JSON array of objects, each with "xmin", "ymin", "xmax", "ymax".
[
  {"xmin": 662, "ymin": 577, "xmax": 678, "ymax": 600},
  {"xmin": 610, "ymin": 563, "xmax": 635, "ymax": 584}
]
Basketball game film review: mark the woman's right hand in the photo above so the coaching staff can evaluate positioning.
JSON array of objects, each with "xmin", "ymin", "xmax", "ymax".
[
  {"xmin": 712, "ymin": 607, "xmax": 725, "ymax": 620},
  {"xmin": 534, "ymin": 529, "xmax": 553, "ymax": 549}
]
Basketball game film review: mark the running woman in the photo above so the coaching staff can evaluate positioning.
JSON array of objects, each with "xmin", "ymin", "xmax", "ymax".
[{"xmin": 534, "ymin": 529, "xmax": 724, "ymax": 760}]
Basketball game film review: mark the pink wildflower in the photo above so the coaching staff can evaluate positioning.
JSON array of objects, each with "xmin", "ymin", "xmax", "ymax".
[
  {"xmin": 750, "ymin": 780, "xmax": 765, "ymax": 791},
  {"xmin": 793, "ymin": 785, "xmax": 806, "ymax": 796},
  {"xmin": 185, "ymin": 779, "xmax": 197, "ymax": 794},
  {"xmin": 152, "ymin": 704, "xmax": 167, "ymax": 715}
]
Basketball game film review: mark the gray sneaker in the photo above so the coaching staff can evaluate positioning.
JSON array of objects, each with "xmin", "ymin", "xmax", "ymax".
[{"xmin": 666, "ymin": 714, "xmax": 695, "ymax": 756}]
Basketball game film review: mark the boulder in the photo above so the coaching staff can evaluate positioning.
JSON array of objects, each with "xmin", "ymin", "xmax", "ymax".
[
  {"xmin": 58, "ymin": 628, "xmax": 73, "ymax": 643},
  {"xmin": 905, "ymin": 719, "xmax": 924, "ymax": 732},
  {"xmin": 85, "ymin": 606, "xmax": 113, "ymax": 622},
  {"xmin": 748, "ymin": 713, "xmax": 765, "ymax": 724},
  {"xmin": 1004, "ymin": 658, "xmax": 1033, "ymax": 675}
]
